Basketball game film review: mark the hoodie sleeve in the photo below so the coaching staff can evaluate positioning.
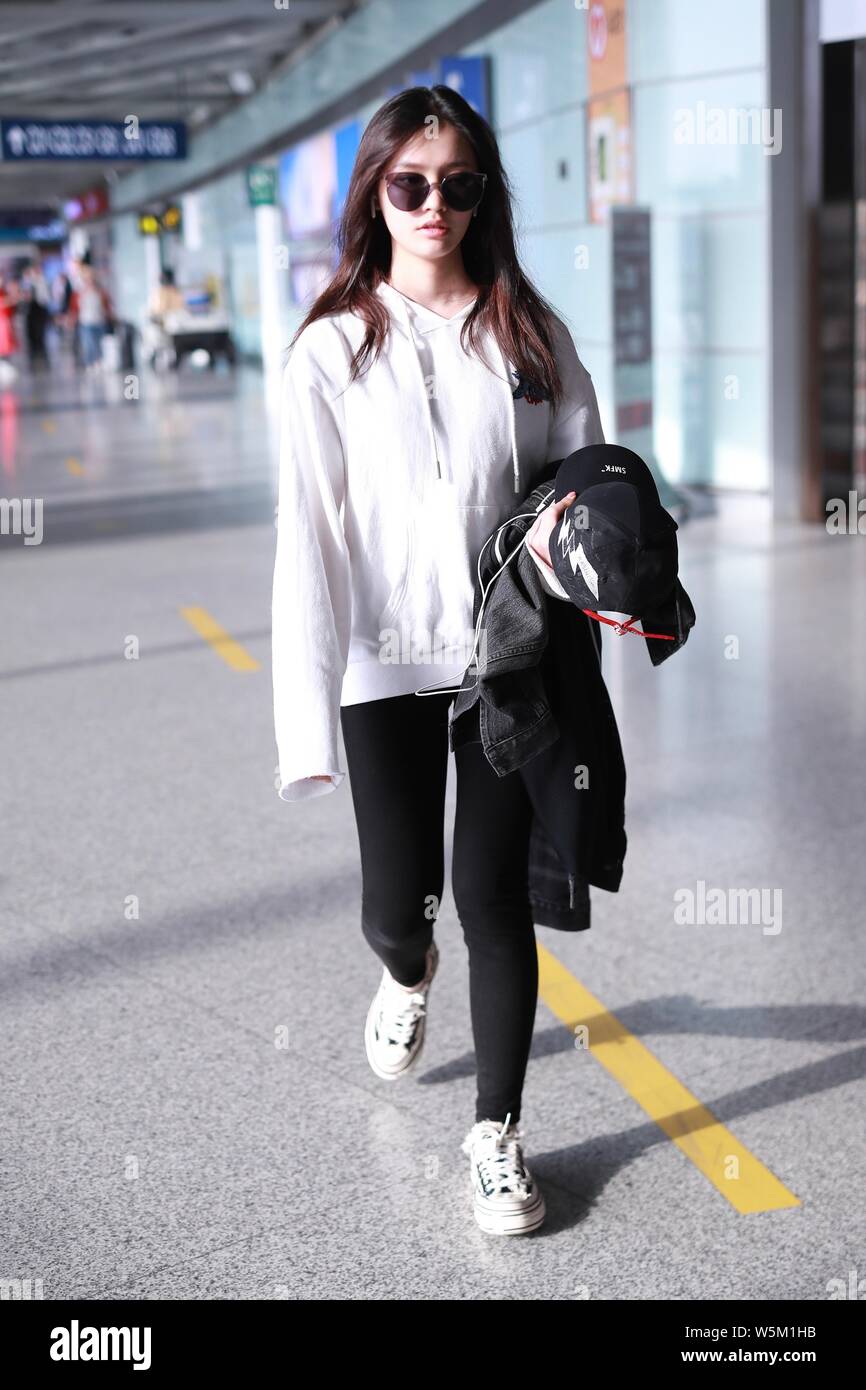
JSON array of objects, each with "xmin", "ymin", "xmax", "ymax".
[
  {"xmin": 272, "ymin": 333, "xmax": 352, "ymax": 802},
  {"xmin": 522, "ymin": 318, "xmax": 604, "ymax": 601},
  {"xmin": 546, "ymin": 315, "xmax": 605, "ymax": 462}
]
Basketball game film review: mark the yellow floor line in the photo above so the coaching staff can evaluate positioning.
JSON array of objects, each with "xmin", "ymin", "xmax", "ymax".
[
  {"xmin": 179, "ymin": 606, "xmax": 260, "ymax": 671},
  {"xmin": 537, "ymin": 942, "xmax": 800, "ymax": 1213}
]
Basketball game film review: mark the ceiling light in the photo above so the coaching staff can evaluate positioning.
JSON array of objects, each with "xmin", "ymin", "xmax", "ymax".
[{"xmin": 227, "ymin": 70, "xmax": 255, "ymax": 96}]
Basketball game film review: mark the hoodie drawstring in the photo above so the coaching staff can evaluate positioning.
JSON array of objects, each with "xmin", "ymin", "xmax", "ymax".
[
  {"xmin": 492, "ymin": 336, "xmax": 521, "ymax": 496},
  {"xmin": 384, "ymin": 282, "xmax": 521, "ymax": 496},
  {"xmin": 387, "ymin": 289, "xmax": 443, "ymax": 483}
]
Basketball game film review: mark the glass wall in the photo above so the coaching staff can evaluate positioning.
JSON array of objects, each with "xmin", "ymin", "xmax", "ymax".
[
  {"xmin": 111, "ymin": 211, "xmax": 151, "ymax": 329},
  {"xmin": 460, "ymin": 0, "xmax": 769, "ymax": 491},
  {"xmin": 188, "ymin": 171, "xmax": 259, "ymax": 357}
]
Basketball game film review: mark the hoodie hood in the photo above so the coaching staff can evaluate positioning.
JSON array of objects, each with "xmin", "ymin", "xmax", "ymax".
[{"xmin": 375, "ymin": 279, "xmax": 522, "ymax": 494}]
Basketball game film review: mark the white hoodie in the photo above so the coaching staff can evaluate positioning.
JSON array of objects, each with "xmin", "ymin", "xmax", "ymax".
[{"xmin": 272, "ymin": 279, "xmax": 605, "ymax": 801}]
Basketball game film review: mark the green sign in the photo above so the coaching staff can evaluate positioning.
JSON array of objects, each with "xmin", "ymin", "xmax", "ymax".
[{"xmin": 246, "ymin": 164, "xmax": 276, "ymax": 207}]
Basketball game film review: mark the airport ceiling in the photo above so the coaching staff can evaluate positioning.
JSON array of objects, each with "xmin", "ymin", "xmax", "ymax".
[{"xmin": 0, "ymin": 0, "xmax": 359, "ymax": 209}]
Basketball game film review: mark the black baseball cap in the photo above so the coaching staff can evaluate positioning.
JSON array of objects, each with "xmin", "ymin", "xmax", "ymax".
[{"xmin": 549, "ymin": 444, "xmax": 680, "ymax": 626}]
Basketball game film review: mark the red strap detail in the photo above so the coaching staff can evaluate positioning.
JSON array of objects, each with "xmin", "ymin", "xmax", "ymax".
[{"xmin": 582, "ymin": 609, "xmax": 675, "ymax": 641}]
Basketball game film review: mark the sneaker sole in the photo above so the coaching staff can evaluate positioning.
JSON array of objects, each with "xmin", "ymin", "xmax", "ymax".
[{"xmin": 471, "ymin": 1185, "xmax": 546, "ymax": 1235}]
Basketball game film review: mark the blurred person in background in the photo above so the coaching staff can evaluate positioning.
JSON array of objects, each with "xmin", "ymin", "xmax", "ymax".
[
  {"xmin": 53, "ymin": 265, "xmax": 73, "ymax": 316},
  {"xmin": 0, "ymin": 272, "xmax": 19, "ymax": 365},
  {"xmin": 148, "ymin": 266, "xmax": 185, "ymax": 324},
  {"xmin": 71, "ymin": 262, "xmax": 113, "ymax": 373},
  {"xmin": 20, "ymin": 260, "xmax": 52, "ymax": 367},
  {"xmin": 144, "ymin": 267, "xmax": 185, "ymax": 368},
  {"xmin": 51, "ymin": 266, "xmax": 75, "ymax": 350}
]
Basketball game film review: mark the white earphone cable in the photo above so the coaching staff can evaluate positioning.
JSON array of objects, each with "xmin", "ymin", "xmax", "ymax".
[{"xmin": 413, "ymin": 487, "xmax": 556, "ymax": 697}]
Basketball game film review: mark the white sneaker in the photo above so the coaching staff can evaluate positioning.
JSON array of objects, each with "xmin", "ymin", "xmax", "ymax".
[
  {"xmin": 364, "ymin": 940, "xmax": 439, "ymax": 1080},
  {"xmin": 460, "ymin": 1114, "xmax": 546, "ymax": 1235}
]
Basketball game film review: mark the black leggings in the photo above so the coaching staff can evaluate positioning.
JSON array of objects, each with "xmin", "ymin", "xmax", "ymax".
[{"xmin": 339, "ymin": 689, "xmax": 538, "ymax": 1125}]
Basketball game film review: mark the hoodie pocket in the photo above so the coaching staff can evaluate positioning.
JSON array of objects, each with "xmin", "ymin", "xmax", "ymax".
[
  {"xmin": 378, "ymin": 514, "xmax": 415, "ymax": 630},
  {"xmin": 377, "ymin": 495, "xmax": 504, "ymax": 647}
]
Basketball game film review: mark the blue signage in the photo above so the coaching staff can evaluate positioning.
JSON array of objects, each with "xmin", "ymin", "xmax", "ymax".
[
  {"xmin": 0, "ymin": 119, "xmax": 187, "ymax": 161},
  {"xmin": 0, "ymin": 221, "xmax": 65, "ymax": 242},
  {"xmin": 0, "ymin": 207, "xmax": 67, "ymax": 241},
  {"xmin": 384, "ymin": 57, "xmax": 491, "ymax": 120},
  {"xmin": 438, "ymin": 57, "xmax": 491, "ymax": 120},
  {"xmin": 335, "ymin": 120, "xmax": 361, "ymax": 213}
]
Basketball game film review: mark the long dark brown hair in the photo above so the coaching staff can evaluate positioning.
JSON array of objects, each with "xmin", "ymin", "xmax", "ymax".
[{"xmin": 287, "ymin": 84, "xmax": 566, "ymax": 407}]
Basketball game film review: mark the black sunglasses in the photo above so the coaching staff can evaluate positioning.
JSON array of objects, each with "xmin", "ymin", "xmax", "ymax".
[{"xmin": 384, "ymin": 170, "xmax": 488, "ymax": 213}]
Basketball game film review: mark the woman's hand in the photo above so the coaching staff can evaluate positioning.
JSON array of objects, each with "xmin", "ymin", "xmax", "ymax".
[{"xmin": 526, "ymin": 490, "xmax": 576, "ymax": 572}]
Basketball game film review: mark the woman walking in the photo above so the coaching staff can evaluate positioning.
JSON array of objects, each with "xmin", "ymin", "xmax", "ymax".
[{"xmin": 271, "ymin": 85, "xmax": 604, "ymax": 1236}]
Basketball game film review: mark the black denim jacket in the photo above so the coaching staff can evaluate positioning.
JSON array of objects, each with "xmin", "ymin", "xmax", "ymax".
[{"xmin": 447, "ymin": 474, "xmax": 694, "ymax": 932}]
